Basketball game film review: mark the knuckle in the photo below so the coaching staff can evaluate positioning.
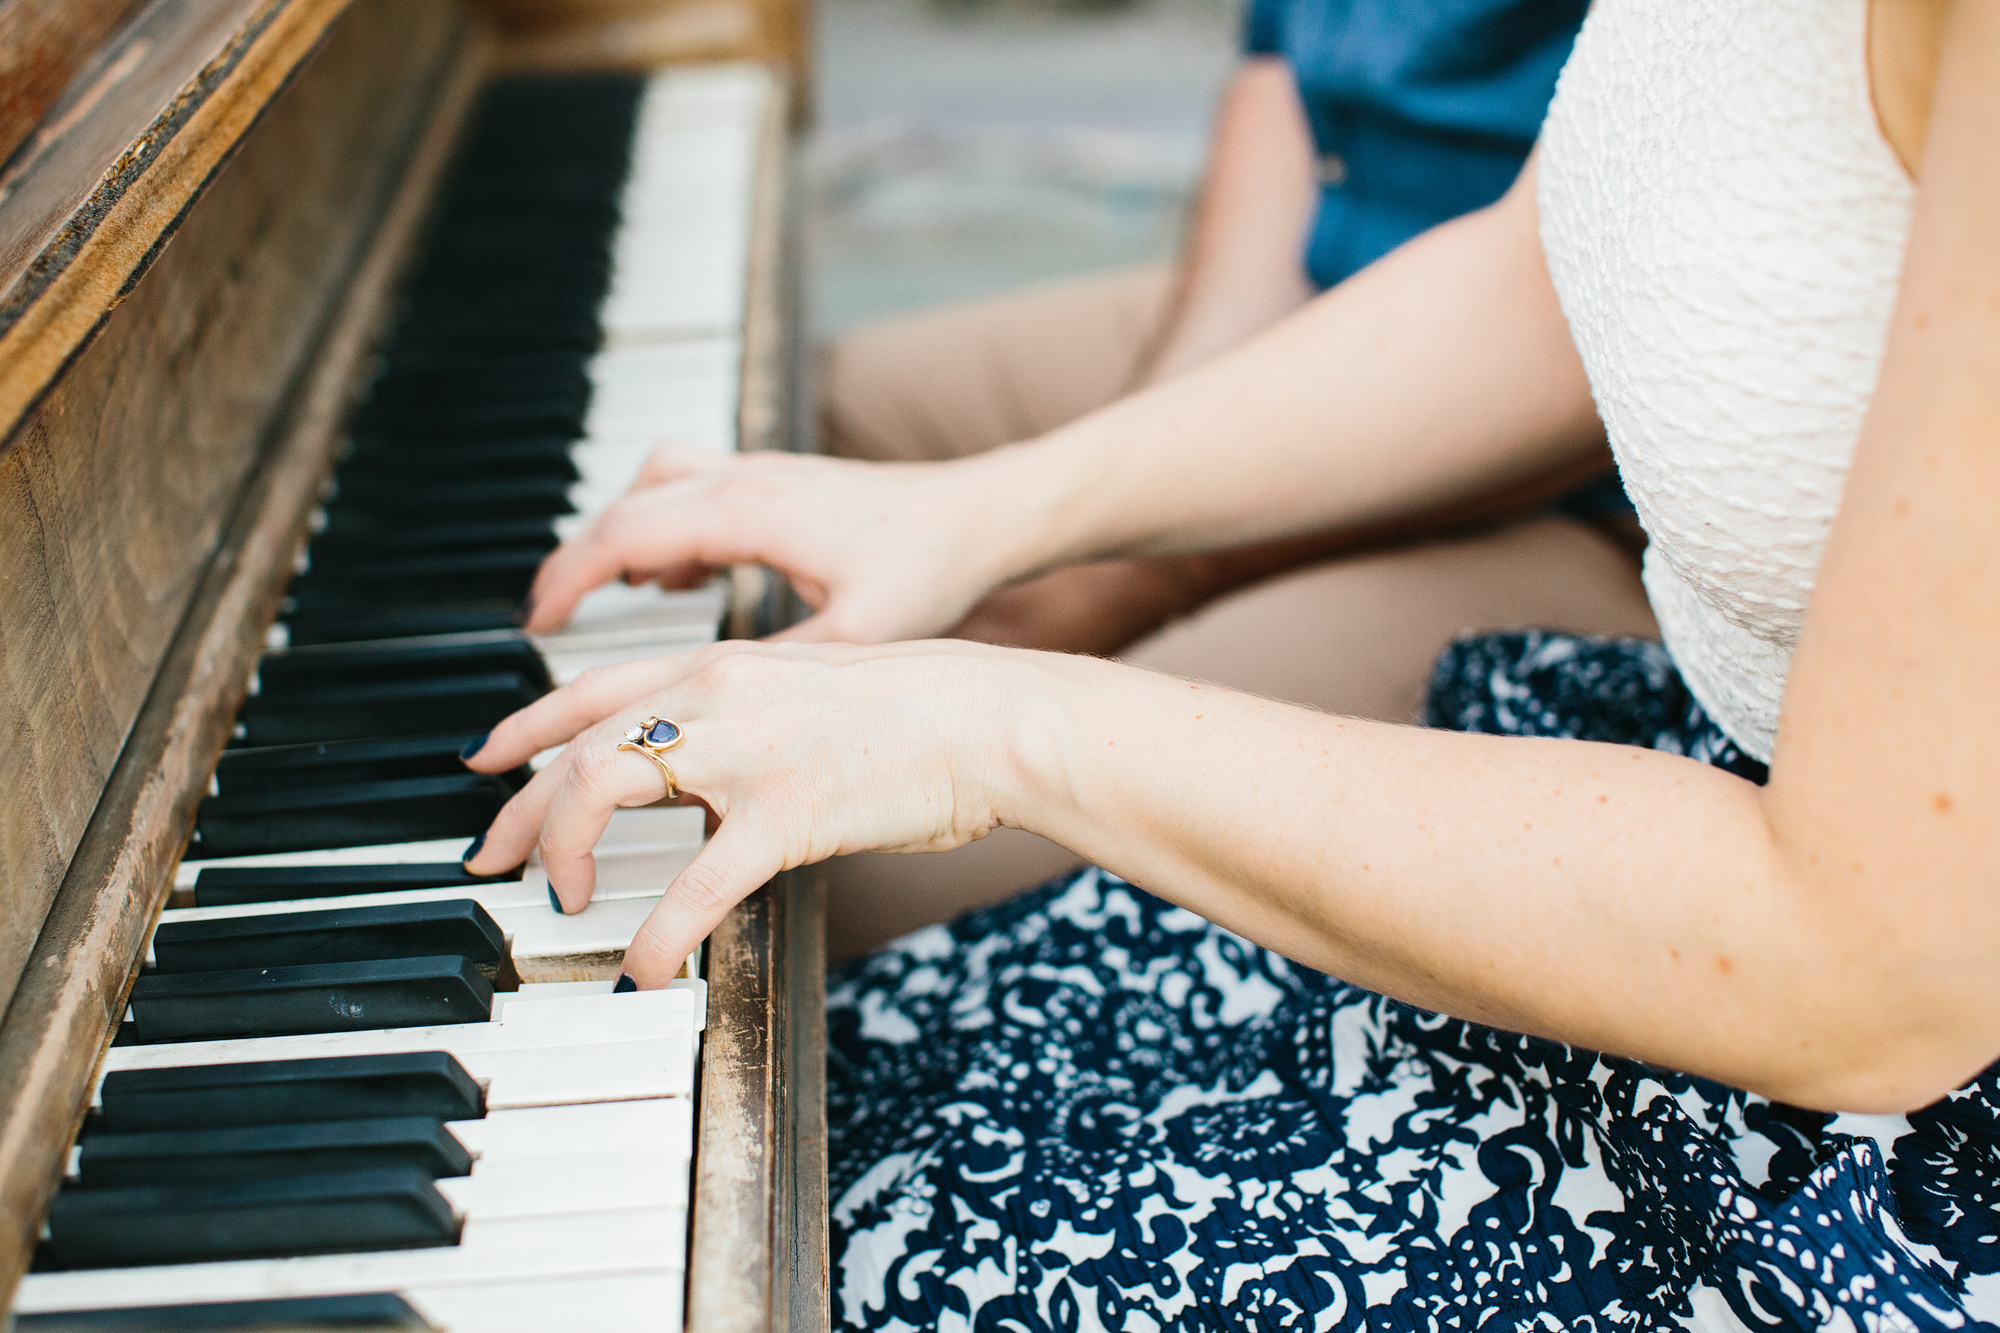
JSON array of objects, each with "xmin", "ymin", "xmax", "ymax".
[
  {"xmin": 568, "ymin": 745, "xmax": 623, "ymax": 799},
  {"xmin": 670, "ymin": 860, "xmax": 736, "ymax": 917}
]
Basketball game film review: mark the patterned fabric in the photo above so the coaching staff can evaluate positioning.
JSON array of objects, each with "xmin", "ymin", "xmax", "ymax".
[{"xmin": 826, "ymin": 632, "xmax": 2000, "ymax": 1332}]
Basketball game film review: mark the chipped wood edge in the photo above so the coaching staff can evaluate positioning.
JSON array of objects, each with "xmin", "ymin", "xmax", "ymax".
[
  {"xmin": 786, "ymin": 868, "xmax": 830, "ymax": 1333},
  {"xmin": 0, "ymin": 0, "xmax": 352, "ymax": 454},
  {"xmin": 0, "ymin": 26, "xmax": 489, "ymax": 1311}
]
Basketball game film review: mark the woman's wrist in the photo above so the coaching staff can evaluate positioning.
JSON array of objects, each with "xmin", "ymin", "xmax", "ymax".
[
  {"xmin": 944, "ymin": 428, "xmax": 1127, "ymax": 590},
  {"xmin": 970, "ymin": 649, "xmax": 1126, "ymax": 851}
]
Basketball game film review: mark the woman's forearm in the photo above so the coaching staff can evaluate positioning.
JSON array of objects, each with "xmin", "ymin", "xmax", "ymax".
[
  {"xmin": 983, "ymin": 652, "xmax": 1972, "ymax": 1113},
  {"xmin": 959, "ymin": 160, "xmax": 1609, "ymax": 585},
  {"xmin": 1135, "ymin": 58, "xmax": 1317, "ymax": 386}
]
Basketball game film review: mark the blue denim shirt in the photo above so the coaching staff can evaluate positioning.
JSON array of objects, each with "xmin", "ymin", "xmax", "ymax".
[{"xmin": 1246, "ymin": 0, "xmax": 1588, "ymax": 288}]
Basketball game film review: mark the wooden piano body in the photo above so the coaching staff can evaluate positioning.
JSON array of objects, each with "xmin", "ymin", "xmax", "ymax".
[{"xmin": 0, "ymin": 0, "xmax": 825, "ymax": 1326}]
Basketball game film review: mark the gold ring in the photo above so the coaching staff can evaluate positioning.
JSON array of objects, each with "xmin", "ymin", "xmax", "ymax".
[{"xmin": 617, "ymin": 716, "xmax": 684, "ymax": 800}]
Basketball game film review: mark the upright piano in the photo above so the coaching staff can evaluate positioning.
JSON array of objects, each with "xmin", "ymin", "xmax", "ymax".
[{"xmin": 0, "ymin": 1, "xmax": 825, "ymax": 1327}]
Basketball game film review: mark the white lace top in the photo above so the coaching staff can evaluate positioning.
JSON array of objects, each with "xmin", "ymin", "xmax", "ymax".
[{"xmin": 1537, "ymin": 0, "xmax": 1914, "ymax": 761}]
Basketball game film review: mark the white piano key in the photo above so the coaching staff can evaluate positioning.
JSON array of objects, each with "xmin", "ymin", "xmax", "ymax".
[
  {"xmin": 437, "ymin": 1146, "xmax": 688, "ymax": 1219},
  {"xmin": 526, "ymin": 580, "xmax": 726, "ymax": 650},
  {"xmin": 13, "ymin": 1206, "xmax": 688, "ymax": 1314},
  {"xmin": 447, "ymin": 1094, "xmax": 691, "ymax": 1162},
  {"xmin": 408, "ymin": 1270, "xmax": 685, "ymax": 1333},
  {"xmin": 539, "ymin": 634, "xmax": 716, "ymax": 685}
]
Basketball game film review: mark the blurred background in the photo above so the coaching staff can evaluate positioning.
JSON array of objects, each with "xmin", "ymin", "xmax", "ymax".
[{"xmin": 805, "ymin": 0, "xmax": 1239, "ymax": 336}]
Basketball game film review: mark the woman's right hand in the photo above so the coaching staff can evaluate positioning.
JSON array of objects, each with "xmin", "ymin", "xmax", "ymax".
[{"xmin": 522, "ymin": 445, "xmax": 1025, "ymax": 643}]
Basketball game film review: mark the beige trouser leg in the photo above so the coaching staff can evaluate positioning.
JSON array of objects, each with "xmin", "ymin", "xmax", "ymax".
[
  {"xmin": 815, "ymin": 272, "xmax": 1657, "ymax": 963},
  {"xmin": 820, "ymin": 265, "xmax": 1176, "ymax": 463}
]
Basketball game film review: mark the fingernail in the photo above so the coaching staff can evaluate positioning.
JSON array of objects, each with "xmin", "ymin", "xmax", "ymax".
[
  {"xmin": 614, "ymin": 974, "xmax": 637, "ymax": 994},
  {"xmin": 461, "ymin": 833, "xmax": 485, "ymax": 868},
  {"xmin": 548, "ymin": 885, "xmax": 565, "ymax": 914},
  {"xmin": 459, "ymin": 732, "xmax": 488, "ymax": 763}
]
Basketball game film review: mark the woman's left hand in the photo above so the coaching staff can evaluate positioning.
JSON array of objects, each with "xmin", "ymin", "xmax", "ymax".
[{"xmin": 460, "ymin": 640, "xmax": 1032, "ymax": 986}]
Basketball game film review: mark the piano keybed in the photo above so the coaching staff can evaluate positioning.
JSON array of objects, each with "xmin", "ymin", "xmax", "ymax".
[{"xmin": 12, "ymin": 60, "xmax": 780, "ymax": 1333}]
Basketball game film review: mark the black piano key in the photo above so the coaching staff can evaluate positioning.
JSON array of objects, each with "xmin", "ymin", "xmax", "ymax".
[
  {"xmin": 213, "ymin": 734, "xmax": 528, "ymax": 796},
  {"xmin": 193, "ymin": 862, "xmax": 521, "ymax": 909},
  {"xmin": 188, "ymin": 773, "xmax": 513, "ymax": 859},
  {"xmin": 256, "ymin": 636, "xmax": 552, "ymax": 693},
  {"xmin": 342, "ymin": 436, "xmax": 579, "ymax": 479},
  {"xmin": 126, "ymin": 956, "xmax": 493, "ymax": 1043},
  {"xmin": 13, "ymin": 1292, "xmax": 435, "ymax": 1331},
  {"xmin": 152, "ymin": 900, "xmax": 505, "ymax": 975},
  {"xmin": 344, "ymin": 400, "xmax": 586, "ymax": 445},
  {"xmin": 327, "ymin": 475, "xmax": 577, "ymax": 521},
  {"xmin": 290, "ymin": 547, "xmax": 550, "ymax": 606},
  {"xmin": 98, "ymin": 1052, "xmax": 484, "ymax": 1133},
  {"xmin": 77, "ymin": 1115, "xmax": 472, "ymax": 1189},
  {"xmin": 235, "ymin": 673, "xmax": 541, "ymax": 746},
  {"xmin": 282, "ymin": 602, "xmax": 525, "ymax": 647},
  {"xmin": 43, "ymin": 1166, "xmax": 459, "ymax": 1268},
  {"xmin": 308, "ymin": 515, "xmax": 559, "ymax": 561}
]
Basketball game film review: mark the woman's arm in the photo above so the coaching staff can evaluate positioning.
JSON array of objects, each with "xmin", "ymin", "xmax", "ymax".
[
  {"xmin": 478, "ymin": 5, "xmax": 2000, "ymax": 1115},
  {"xmin": 1130, "ymin": 56, "xmax": 1317, "ymax": 386},
  {"xmin": 525, "ymin": 159, "xmax": 1607, "ymax": 639}
]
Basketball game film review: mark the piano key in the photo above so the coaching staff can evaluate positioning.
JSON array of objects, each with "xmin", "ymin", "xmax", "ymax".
[
  {"xmin": 77, "ymin": 1116, "xmax": 473, "ymax": 1189},
  {"xmin": 189, "ymin": 775, "xmax": 515, "ymax": 860},
  {"xmin": 150, "ymin": 900, "xmax": 507, "ymax": 976},
  {"xmin": 524, "ymin": 579, "xmax": 727, "ymax": 650},
  {"xmin": 282, "ymin": 603, "xmax": 525, "ymax": 648},
  {"xmin": 212, "ymin": 736, "xmax": 529, "ymax": 798},
  {"xmin": 44, "ymin": 1166, "xmax": 460, "ymax": 1269},
  {"xmin": 105, "ymin": 988, "xmax": 701, "ymax": 1106},
  {"xmin": 237, "ymin": 675, "xmax": 543, "ymax": 746},
  {"xmin": 289, "ymin": 548, "xmax": 552, "ymax": 606},
  {"xmin": 431, "ymin": 1145, "xmax": 686, "ymax": 1220},
  {"xmin": 16, "ymin": 1206, "xmax": 687, "ymax": 1315},
  {"xmin": 443, "ymin": 1095, "xmax": 686, "ymax": 1163},
  {"xmin": 99, "ymin": 1052, "xmax": 485, "ymax": 1134},
  {"xmin": 127, "ymin": 956, "xmax": 494, "ymax": 1045},
  {"xmin": 166, "ymin": 893, "xmax": 686, "ymax": 985},
  {"xmin": 307, "ymin": 517, "xmax": 559, "ymax": 561},
  {"xmin": 256, "ymin": 635, "xmax": 553, "ymax": 693},
  {"xmin": 175, "ymin": 807, "xmax": 704, "ymax": 888},
  {"xmin": 12, "ymin": 1291, "xmax": 436, "ymax": 1331},
  {"xmin": 193, "ymin": 863, "xmax": 522, "ymax": 910},
  {"xmin": 406, "ymin": 1272, "xmax": 681, "ymax": 1333}
]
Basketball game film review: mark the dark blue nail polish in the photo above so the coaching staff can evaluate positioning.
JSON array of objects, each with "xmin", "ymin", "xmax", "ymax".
[
  {"xmin": 548, "ymin": 885, "xmax": 564, "ymax": 914},
  {"xmin": 461, "ymin": 833, "xmax": 484, "ymax": 867},
  {"xmin": 614, "ymin": 974, "xmax": 637, "ymax": 994},
  {"xmin": 459, "ymin": 733, "xmax": 488, "ymax": 762}
]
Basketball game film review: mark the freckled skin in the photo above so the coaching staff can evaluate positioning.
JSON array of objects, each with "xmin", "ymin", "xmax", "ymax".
[{"xmin": 1933, "ymin": 792, "xmax": 1954, "ymax": 813}]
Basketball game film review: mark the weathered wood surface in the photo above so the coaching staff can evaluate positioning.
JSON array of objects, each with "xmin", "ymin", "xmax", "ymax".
[
  {"xmin": 476, "ymin": 0, "xmax": 811, "ymax": 94},
  {"xmin": 0, "ymin": 0, "xmax": 464, "ymax": 1060},
  {"xmin": 0, "ymin": 0, "xmax": 356, "ymax": 448},
  {"xmin": 689, "ymin": 870, "xmax": 830, "ymax": 1333},
  {"xmin": 0, "ymin": 5, "xmax": 484, "ymax": 1309},
  {"xmin": 0, "ymin": 0, "xmax": 143, "ymax": 170}
]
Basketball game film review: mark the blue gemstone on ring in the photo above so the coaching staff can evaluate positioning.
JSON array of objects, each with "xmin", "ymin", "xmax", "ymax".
[{"xmin": 646, "ymin": 719, "xmax": 681, "ymax": 747}]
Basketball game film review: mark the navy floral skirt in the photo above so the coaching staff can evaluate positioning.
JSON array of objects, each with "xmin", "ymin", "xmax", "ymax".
[{"xmin": 825, "ymin": 632, "xmax": 2000, "ymax": 1332}]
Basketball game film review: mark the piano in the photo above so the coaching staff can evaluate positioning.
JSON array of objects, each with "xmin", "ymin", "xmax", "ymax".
[{"xmin": 0, "ymin": 2, "xmax": 825, "ymax": 1329}]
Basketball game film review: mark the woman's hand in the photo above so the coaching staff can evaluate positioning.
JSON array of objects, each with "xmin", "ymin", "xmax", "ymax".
[
  {"xmin": 461, "ymin": 639, "xmax": 1031, "ymax": 986},
  {"xmin": 522, "ymin": 446, "xmax": 1029, "ymax": 644}
]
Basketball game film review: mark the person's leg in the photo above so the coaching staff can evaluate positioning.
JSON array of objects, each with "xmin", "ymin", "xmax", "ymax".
[
  {"xmin": 822, "ymin": 514, "xmax": 1655, "ymax": 962},
  {"xmin": 819, "ymin": 264, "xmax": 1175, "ymax": 464}
]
